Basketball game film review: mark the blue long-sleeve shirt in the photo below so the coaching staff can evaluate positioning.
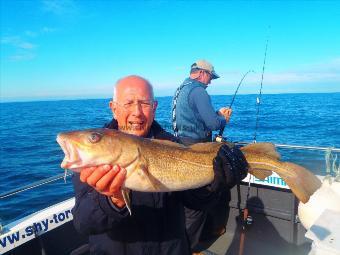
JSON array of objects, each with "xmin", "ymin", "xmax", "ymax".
[{"xmin": 189, "ymin": 85, "xmax": 226, "ymax": 131}]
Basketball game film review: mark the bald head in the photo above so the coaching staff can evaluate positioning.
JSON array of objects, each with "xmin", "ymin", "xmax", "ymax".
[
  {"xmin": 113, "ymin": 75, "xmax": 154, "ymax": 101},
  {"xmin": 110, "ymin": 75, "xmax": 158, "ymax": 137}
]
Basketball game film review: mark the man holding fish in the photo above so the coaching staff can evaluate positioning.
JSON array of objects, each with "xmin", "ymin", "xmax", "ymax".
[{"xmin": 66, "ymin": 75, "xmax": 248, "ymax": 255}]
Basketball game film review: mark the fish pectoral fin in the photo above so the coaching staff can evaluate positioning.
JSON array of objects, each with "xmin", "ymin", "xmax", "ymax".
[
  {"xmin": 139, "ymin": 163, "xmax": 169, "ymax": 192},
  {"xmin": 241, "ymin": 143, "xmax": 281, "ymax": 160},
  {"xmin": 249, "ymin": 168, "xmax": 272, "ymax": 180},
  {"xmin": 121, "ymin": 188, "xmax": 132, "ymax": 215}
]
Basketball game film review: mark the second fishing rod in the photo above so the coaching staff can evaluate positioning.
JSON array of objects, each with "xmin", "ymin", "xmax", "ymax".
[{"xmin": 216, "ymin": 34, "xmax": 270, "ymax": 143}]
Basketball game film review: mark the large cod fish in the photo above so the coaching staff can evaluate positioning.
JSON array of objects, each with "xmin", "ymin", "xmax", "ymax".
[
  {"xmin": 57, "ymin": 129, "xmax": 321, "ymax": 203},
  {"xmin": 57, "ymin": 128, "xmax": 321, "ymax": 206}
]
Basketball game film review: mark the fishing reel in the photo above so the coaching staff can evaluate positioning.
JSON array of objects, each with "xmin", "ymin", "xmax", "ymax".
[
  {"xmin": 215, "ymin": 134, "xmax": 229, "ymax": 143},
  {"xmin": 240, "ymin": 209, "xmax": 253, "ymax": 230},
  {"xmin": 215, "ymin": 135, "xmax": 224, "ymax": 143},
  {"xmin": 243, "ymin": 215, "xmax": 253, "ymax": 229}
]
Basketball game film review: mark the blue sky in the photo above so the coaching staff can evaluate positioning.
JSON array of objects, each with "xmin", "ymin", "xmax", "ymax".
[{"xmin": 1, "ymin": 0, "xmax": 339, "ymax": 102}]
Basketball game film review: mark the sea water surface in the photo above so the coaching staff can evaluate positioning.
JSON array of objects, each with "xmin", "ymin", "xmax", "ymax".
[{"xmin": 0, "ymin": 93, "xmax": 339, "ymax": 225}]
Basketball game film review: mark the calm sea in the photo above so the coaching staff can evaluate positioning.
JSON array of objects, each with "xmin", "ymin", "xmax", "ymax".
[{"xmin": 0, "ymin": 93, "xmax": 339, "ymax": 225}]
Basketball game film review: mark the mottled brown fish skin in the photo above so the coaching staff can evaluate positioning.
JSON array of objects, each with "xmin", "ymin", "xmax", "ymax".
[
  {"xmin": 57, "ymin": 128, "xmax": 221, "ymax": 192},
  {"xmin": 57, "ymin": 128, "xmax": 321, "ymax": 203}
]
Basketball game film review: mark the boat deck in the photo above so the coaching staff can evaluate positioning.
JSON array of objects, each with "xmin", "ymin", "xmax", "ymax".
[
  {"xmin": 197, "ymin": 182, "xmax": 313, "ymax": 255},
  {"xmin": 201, "ymin": 222, "xmax": 311, "ymax": 255}
]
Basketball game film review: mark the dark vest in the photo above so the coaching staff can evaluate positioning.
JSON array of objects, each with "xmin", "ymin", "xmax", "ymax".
[{"xmin": 172, "ymin": 78, "xmax": 211, "ymax": 144}]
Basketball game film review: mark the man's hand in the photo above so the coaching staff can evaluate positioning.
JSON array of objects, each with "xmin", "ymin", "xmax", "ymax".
[
  {"xmin": 218, "ymin": 107, "xmax": 232, "ymax": 122},
  {"xmin": 79, "ymin": 164, "xmax": 127, "ymax": 208}
]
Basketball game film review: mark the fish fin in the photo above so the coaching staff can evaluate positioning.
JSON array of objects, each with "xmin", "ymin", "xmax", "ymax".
[
  {"xmin": 151, "ymin": 139, "xmax": 187, "ymax": 148},
  {"xmin": 249, "ymin": 168, "xmax": 272, "ymax": 180},
  {"xmin": 121, "ymin": 188, "xmax": 132, "ymax": 215},
  {"xmin": 147, "ymin": 173, "xmax": 170, "ymax": 191},
  {"xmin": 138, "ymin": 161, "xmax": 170, "ymax": 192},
  {"xmin": 281, "ymin": 162, "xmax": 322, "ymax": 203},
  {"xmin": 246, "ymin": 154, "xmax": 321, "ymax": 203},
  {"xmin": 241, "ymin": 143, "xmax": 281, "ymax": 160},
  {"xmin": 189, "ymin": 142, "xmax": 222, "ymax": 152}
]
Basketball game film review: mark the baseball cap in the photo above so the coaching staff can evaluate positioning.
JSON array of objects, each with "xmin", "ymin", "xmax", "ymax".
[{"xmin": 191, "ymin": 59, "xmax": 220, "ymax": 79}]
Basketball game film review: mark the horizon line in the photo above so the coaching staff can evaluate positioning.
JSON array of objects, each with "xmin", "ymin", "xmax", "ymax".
[{"xmin": 1, "ymin": 91, "xmax": 339, "ymax": 104}]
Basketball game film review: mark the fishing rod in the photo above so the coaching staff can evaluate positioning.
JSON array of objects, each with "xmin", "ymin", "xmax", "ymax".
[
  {"xmin": 216, "ymin": 70, "xmax": 254, "ymax": 140},
  {"xmin": 238, "ymin": 30, "xmax": 270, "ymax": 255},
  {"xmin": 229, "ymin": 70, "xmax": 255, "ymax": 109},
  {"xmin": 253, "ymin": 35, "xmax": 270, "ymax": 143}
]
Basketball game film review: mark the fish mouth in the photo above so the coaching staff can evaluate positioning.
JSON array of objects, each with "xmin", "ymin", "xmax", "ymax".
[{"xmin": 56, "ymin": 135, "xmax": 82, "ymax": 169}]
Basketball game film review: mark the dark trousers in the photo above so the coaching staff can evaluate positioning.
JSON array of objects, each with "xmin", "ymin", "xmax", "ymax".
[
  {"xmin": 179, "ymin": 136, "xmax": 230, "ymax": 251},
  {"xmin": 185, "ymin": 207, "xmax": 207, "ymax": 252},
  {"xmin": 185, "ymin": 190, "xmax": 230, "ymax": 252},
  {"xmin": 202, "ymin": 189, "xmax": 230, "ymax": 240}
]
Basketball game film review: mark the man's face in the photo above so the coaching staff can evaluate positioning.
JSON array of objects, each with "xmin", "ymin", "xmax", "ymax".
[
  {"xmin": 201, "ymin": 70, "xmax": 213, "ymax": 85},
  {"xmin": 191, "ymin": 70, "xmax": 213, "ymax": 85},
  {"xmin": 110, "ymin": 77, "xmax": 157, "ymax": 137}
]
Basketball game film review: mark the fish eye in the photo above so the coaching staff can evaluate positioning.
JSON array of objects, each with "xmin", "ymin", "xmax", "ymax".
[{"xmin": 88, "ymin": 132, "xmax": 102, "ymax": 143}]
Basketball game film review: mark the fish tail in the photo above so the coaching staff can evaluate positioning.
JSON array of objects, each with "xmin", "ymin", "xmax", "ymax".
[
  {"xmin": 247, "ymin": 158, "xmax": 321, "ymax": 203},
  {"xmin": 282, "ymin": 162, "xmax": 321, "ymax": 203}
]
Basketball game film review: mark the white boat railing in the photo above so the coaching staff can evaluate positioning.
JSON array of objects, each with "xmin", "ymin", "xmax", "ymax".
[
  {"xmin": 235, "ymin": 142, "xmax": 340, "ymax": 152},
  {"xmin": 0, "ymin": 198, "xmax": 75, "ymax": 253}
]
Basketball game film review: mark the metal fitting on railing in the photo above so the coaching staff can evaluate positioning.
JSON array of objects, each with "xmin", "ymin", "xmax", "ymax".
[{"xmin": 324, "ymin": 147, "xmax": 340, "ymax": 183}]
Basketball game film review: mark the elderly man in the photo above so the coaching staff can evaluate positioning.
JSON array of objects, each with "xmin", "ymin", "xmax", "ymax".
[{"xmin": 71, "ymin": 75, "xmax": 241, "ymax": 255}]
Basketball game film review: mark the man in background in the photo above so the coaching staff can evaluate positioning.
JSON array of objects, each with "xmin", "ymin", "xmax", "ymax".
[
  {"xmin": 172, "ymin": 59, "xmax": 232, "ymax": 145},
  {"xmin": 172, "ymin": 60, "xmax": 234, "ymax": 252}
]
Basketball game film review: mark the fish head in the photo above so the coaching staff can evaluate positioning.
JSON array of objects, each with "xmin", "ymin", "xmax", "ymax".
[{"xmin": 56, "ymin": 128, "xmax": 123, "ymax": 170}]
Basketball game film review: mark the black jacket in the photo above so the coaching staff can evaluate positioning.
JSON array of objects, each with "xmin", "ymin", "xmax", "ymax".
[{"xmin": 72, "ymin": 119, "xmax": 220, "ymax": 255}]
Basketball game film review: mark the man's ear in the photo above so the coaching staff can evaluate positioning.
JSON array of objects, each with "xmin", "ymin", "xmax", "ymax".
[
  {"xmin": 190, "ymin": 72, "xmax": 200, "ymax": 80},
  {"xmin": 153, "ymin": 100, "xmax": 158, "ymax": 114},
  {"xmin": 109, "ymin": 101, "xmax": 116, "ymax": 117},
  {"xmin": 190, "ymin": 70, "xmax": 205, "ymax": 80}
]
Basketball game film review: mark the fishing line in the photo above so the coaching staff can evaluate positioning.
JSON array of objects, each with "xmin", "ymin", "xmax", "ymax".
[
  {"xmin": 0, "ymin": 172, "xmax": 73, "ymax": 199},
  {"xmin": 253, "ymin": 31, "xmax": 270, "ymax": 143},
  {"xmin": 217, "ymin": 70, "xmax": 255, "ymax": 140}
]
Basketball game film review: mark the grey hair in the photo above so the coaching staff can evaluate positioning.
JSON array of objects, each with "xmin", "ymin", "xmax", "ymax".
[{"xmin": 113, "ymin": 75, "xmax": 154, "ymax": 101}]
